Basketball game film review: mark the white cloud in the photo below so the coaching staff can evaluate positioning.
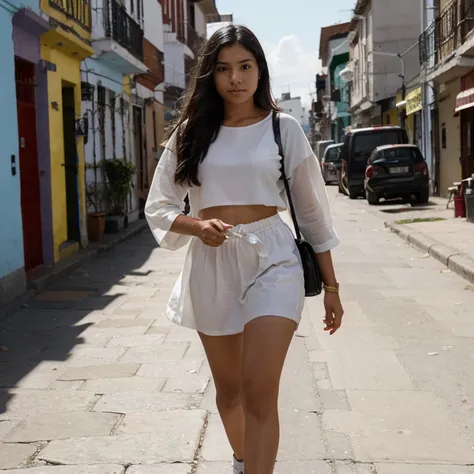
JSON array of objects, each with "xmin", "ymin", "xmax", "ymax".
[{"xmin": 264, "ymin": 35, "xmax": 321, "ymax": 108}]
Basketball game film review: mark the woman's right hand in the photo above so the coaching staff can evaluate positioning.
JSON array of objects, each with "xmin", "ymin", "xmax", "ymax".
[{"xmin": 196, "ymin": 219, "xmax": 233, "ymax": 247}]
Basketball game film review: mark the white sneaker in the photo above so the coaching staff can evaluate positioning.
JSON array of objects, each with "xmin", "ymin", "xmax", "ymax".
[{"xmin": 233, "ymin": 455, "xmax": 244, "ymax": 474}]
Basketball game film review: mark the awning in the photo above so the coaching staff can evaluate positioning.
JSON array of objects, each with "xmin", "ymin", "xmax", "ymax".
[
  {"xmin": 455, "ymin": 88, "xmax": 474, "ymax": 113},
  {"xmin": 406, "ymin": 87, "xmax": 423, "ymax": 115}
]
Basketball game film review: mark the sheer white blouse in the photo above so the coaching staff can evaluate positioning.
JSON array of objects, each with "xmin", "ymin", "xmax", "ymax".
[{"xmin": 145, "ymin": 112, "xmax": 339, "ymax": 253}]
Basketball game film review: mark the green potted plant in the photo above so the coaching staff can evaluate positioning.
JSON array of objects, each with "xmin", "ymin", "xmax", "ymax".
[
  {"xmin": 104, "ymin": 158, "xmax": 136, "ymax": 233},
  {"xmin": 86, "ymin": 181, "xmax": 107, "ymax": 242}
]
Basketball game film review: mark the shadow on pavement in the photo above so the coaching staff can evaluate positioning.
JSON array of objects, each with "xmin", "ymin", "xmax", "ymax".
[{"xmin": 0, "ymin": 225, "xmax": 156, "ymax": 417}]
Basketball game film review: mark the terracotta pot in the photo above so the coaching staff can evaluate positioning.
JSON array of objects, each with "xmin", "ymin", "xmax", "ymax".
[{"xmin": 88, "ymin": 212, "xmax": 106, "ymax": 242}]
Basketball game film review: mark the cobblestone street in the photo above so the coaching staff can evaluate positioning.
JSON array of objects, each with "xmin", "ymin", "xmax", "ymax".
[{"xmin": 1, "ymin": 188, "xmax": 474, "ymax": 473}]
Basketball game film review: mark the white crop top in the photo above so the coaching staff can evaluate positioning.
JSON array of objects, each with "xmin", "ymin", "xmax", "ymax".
[{"xmin": 145, "ymin": 112, "xmax": 339, "ymax": 253}]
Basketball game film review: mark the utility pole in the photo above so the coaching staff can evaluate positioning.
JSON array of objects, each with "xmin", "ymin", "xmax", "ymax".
[{"xmin": 400, "ymin": 75, "xmax": 407, "ymax": 129}]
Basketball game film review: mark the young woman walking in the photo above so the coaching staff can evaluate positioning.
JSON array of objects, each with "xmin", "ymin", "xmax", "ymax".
[{"xmin": 145, "ymin": 24, "xmax": 344, "ymax": 474}]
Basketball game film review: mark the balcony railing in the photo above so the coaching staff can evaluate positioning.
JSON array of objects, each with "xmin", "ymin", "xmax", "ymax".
[
  {"xmin": 104, "ymin": 0, "xmax": 144, "ymax": 61},
  {"xmin": 460, "ymin": 0, "xmax": 474, "ymax": 42},
  {"xmin": 419, "ymin": 18, "xmax": 438, "ymax": 67},
  {"xmin": 438, "ymin": 0, "xmax": 458, "ymax": 61},
  {"xmin": 419, "ymin": 0, "xmax": 474, "ymax": 68},
  {"xmin": 49, "ymin": 0, "xmax": 92, "ymax": 31}
]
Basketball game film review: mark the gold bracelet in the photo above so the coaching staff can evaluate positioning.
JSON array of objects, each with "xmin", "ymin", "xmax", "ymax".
[{"xmin": 323, "ymin": 283, "xmax": 339, "ymax": 293}]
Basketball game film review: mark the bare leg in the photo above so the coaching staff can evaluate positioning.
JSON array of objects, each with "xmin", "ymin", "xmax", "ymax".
[
  {"xmin": 241, "ymin": 316, "xmax": 296, "ymax": 474},
  {"xmin": 199, "ymin": 332, "xmax": 245, "ymax": 461}
]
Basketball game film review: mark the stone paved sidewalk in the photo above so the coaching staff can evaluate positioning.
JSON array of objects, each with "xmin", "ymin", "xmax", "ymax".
[
  {"xmin": 348, "ymin": 195, "xmax": 474, "ymax": 283},
  {"xmin": 1, "ymin": 188, "xmax": 474, "ymax": 473}
]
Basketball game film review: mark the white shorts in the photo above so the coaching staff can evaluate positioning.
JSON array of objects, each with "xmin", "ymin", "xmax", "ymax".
[{"xmin": 166, "ymin": 214, "xmax": 305, "ymax": 336}]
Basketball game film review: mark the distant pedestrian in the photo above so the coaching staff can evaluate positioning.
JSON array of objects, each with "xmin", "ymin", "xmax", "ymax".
[{"xmin": 145, "ymin": 24, "xmax": 343, "ymax": 474}]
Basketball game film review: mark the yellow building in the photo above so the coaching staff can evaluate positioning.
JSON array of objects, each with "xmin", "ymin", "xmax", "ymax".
[
  {"xmin": 405, "ymin": 87, "xmax": 423, "ymax": 147},
  {"xmin": 383, "ymin": 105, "xmax": 399, "ymax": 127},
  {"xmin": 384, "ymin": 90, "xmax": 420, "ymax": 147},
  {"xmin": 40, "ymin": 0, "xmax": 94, "ymax": 262}
]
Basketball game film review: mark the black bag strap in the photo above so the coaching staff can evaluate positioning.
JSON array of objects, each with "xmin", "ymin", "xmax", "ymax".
[{"xmin": 272, "ymin": 110, "xmax": 302, "ymax": 241}]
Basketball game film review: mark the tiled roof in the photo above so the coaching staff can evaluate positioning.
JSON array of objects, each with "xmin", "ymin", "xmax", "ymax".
[{"xmin": 319, "ymin": 22, "xmax": 351, "ymax": 64}]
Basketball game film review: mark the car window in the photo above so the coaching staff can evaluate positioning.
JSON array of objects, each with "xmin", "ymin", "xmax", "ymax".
[
  {"xmin": 353, "ymin": 130, "xmax": 403, "ymax": 162},
  {"xmin": 377, "ymin": 147, "xmax": 424, "ymax": 162},
  {"xmin": 340, "ymin": 138, "xmax": 350, "ymax": 161},
  {"xmin": 325, "ymin": 147, "xmax": 342, "ymax": 162}
]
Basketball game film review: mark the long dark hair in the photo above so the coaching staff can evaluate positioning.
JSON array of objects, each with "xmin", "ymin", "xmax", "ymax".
[{"xmin": 172, "ymin": 24, "xmax": 279, "ymax": 186}]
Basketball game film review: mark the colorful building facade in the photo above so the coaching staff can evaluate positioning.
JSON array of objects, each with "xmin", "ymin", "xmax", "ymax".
[
  {"xmin": 82, "ymin": 0, "xmax": 148, "ymax": 230},
  {"xmin": 0, "ymin": 0, "xmax": 51, "ymax": 304},
  {"xmin": 40, "ymin": 0, "xmax": 94, "ymax": 262}
]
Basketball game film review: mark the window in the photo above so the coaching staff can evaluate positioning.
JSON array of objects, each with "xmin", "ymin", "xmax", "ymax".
[
  {"xmin": 109, "ymin": 90, "xmax": 116, "ymax": 159},
  {"xmin": 353, "ymin": 130, "xmax": 404, "ymax": 162},
  {"xmin": 189, "ymin": 2, "xmax": 195, "ymax": 29},
  {"xmin": 325, "ymin": 146, "xmax": 342, "ymax": 162},
  {"xmin": 152, "ymin": 110, "xmax": 157, "ymax": 149},
  {"xmin": 378, "ymin": 147, "xmax": 423, "ymax": 163},
  {"xmin": 97, "ymin": 85, "xmax": 106, "ymax": 106},
  {"xmin": 442, "ymin": 124, "xmax": 447, "ymax": 148}
]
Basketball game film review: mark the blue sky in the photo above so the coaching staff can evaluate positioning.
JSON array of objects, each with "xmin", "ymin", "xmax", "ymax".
[{"xmin": 209, "ymin": 0, "xmax": 355, "ymax": 107}]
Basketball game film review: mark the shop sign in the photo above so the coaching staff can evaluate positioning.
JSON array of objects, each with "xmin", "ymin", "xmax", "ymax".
[{"xmin": 406, "ymin": 87, "xmax": 422, "ymax": 116}]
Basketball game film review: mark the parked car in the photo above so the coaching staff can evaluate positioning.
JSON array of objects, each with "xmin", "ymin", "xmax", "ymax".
[
  {"xmin": 339, "ymin": 126, "xmax": 409, "ymax": 199},
  {"xmin": 364, "ymin": 144, "xmax": 430, "ymax": 205},
  {"xmin": 321, "ymin": 143, "xmax": 343, "ymax": 184},
  {"xmin": 315, "ymin": 140, "xmax": 334, "ymax": 163}
]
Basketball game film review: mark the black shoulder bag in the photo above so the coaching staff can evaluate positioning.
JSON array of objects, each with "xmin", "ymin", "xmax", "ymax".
[{"xmin": 272, "ymin": 111, "xmax": 323, "ymax": 297}]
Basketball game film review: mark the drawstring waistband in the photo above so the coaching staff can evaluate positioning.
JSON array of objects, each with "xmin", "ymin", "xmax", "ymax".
[
  {"xmin": 231, "ymin": 213, "xmax": 282, "ymax": 233},
  {"xmin": 225, "ymin": 214, "xmax": 282, "ymax": 259}
]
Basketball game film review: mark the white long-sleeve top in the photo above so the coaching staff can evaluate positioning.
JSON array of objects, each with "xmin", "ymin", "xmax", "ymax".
[{"xmin": 145, "ymin": 112, "xmax": 339, "ymax": 253}]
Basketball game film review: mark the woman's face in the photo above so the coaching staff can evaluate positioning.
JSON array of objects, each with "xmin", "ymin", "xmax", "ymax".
[{"xmin": 213, "ymin": 44, "xmax": 260, "ymax": 106}]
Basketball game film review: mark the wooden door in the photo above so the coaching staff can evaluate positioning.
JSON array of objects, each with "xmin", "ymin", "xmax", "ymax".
[
  {"xmin": 461, "ymin": 108, "xmax": 474, "ymax": 179},
  {"xmin": 16, "ymin": 58, "xmax": 43, "ymax": 271},
  {"xmin": 62, "ymin": 86, "xmax": 81, "ymax": 243},
  {"xmin": 133, "ymin": 106, "xmax": 144, "ymax": 198}
]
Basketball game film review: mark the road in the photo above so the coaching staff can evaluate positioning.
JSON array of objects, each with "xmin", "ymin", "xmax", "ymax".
[{"xmin": 1, "ymin": 187, "xmax": 474, "ymax": 473}]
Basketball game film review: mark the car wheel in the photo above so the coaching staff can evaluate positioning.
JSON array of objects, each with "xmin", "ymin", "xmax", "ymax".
[
  {"xmin": 418, "ymin": 189, "xmax": 430, "ymax": 204},
  {"xmin": 366, "ymin": 189, "xmax": 379, "ymax": 205},
  {"xmin": 349, "ymin": 189, "xmax": 359, "ymax": 200}
]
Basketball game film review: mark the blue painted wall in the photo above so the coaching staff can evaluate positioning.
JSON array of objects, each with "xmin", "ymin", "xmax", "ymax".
[
  {"xmin": 5, "ymin": 0, "xmax": 41, "ymax": 13},
  {"xmin": 0, "ymin": 0, "xmax": 42, "ymax": 281},
  {"xmin": 333, "ymin": 63, "xmax": 350, "ymax": 116},
  {"xmin": 82, "ymin": 57, "xmax": 125, "ymax": 94},
  {"xmin": 0, "ymin": 4, "xmax": 24, "ymax": 280}
]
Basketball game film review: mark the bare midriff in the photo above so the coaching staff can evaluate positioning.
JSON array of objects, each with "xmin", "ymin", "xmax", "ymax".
[{"xmin": 199, "ymin": 205, "xmax": 278, "ymax": 226}]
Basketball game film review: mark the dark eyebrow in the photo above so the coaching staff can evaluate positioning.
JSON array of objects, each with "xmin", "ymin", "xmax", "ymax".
[{"xmin": 215, "ymin": 59, "xmax": 254, "ymax": 66}]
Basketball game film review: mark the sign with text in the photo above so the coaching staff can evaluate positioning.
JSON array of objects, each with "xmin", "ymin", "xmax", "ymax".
[{"xmin": 406, "ymin": 87, "xmax": 423, "ymax": 116}]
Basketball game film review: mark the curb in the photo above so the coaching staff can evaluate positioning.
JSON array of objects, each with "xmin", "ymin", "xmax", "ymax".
[
  {"xmin": 385, "ymin": 221, "xmax": 474, "ymax": 284},
  {"xmin": 0, "ymin": 220, "xmax": 148, "ymax": 321}
]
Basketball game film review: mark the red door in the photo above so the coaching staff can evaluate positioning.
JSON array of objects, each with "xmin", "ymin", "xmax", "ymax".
[{"xmin": 16, "ymin": 58, "xmax": 43, "ymax": 271}]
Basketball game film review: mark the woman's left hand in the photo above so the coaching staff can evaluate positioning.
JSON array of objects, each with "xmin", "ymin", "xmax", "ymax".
[{"xmin": 323, "ymin": 292, "xmax": 344, "ymax": 335}]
